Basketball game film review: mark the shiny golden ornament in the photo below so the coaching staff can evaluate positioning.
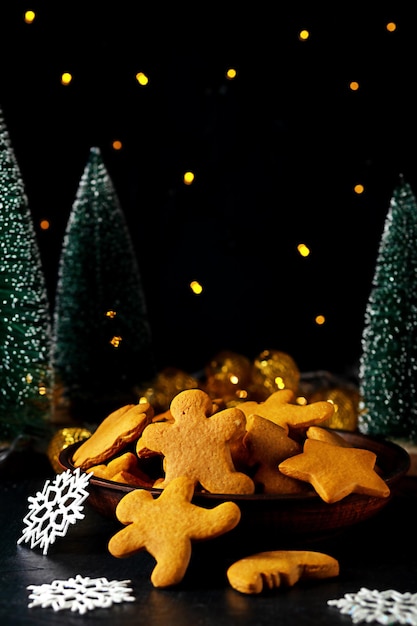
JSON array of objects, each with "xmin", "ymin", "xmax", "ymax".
[
  {"xmin": 139, "ymin": 367, "xmax": 199, "ymax": 413},
  {"xmin": 204, "ymin": 351, "xmax": 252, "ymax": 402},
  {"xmin": 252, "ymin": 349, "xmax": 300, "ymax": 395},
  {"xmin": 310, "ymin": 388, "xmax": 358, "ymax": 431},
  {"xmin": 47, "ymin": 427, "xmax": 92, "ymax": 473}
]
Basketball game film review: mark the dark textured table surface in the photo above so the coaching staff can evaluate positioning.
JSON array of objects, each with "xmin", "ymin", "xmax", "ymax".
[{"xmin": 1, "ymin": 448, "xmax": 416, "ymax": 625}]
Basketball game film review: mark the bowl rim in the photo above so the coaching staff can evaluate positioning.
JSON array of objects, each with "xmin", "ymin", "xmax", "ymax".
[{"xmin": 59, "ymin": 429, "xmax": 411, "ymax": 503}]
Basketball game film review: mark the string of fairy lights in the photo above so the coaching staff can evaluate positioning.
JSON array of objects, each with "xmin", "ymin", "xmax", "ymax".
[{"xmin": 14, "ymin": 8, "xmax": 402, "ymax": 341}]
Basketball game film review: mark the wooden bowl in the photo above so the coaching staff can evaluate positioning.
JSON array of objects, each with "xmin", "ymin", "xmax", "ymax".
[{"xmin": 59, "ymin": 431, "xmax": 410, "ymax": 547}]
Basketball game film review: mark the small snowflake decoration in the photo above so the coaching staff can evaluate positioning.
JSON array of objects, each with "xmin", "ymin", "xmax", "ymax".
[
  {"xmin": 27, "ymin": 574, "xmax": 135, "ymax": 614},
  {"xmin": 328, "ymin": 587, "xmax": 417, "ymax": 625},
  {"xmin": 17, "ymin": 468, "xmax": 91, "ymax": 555}
]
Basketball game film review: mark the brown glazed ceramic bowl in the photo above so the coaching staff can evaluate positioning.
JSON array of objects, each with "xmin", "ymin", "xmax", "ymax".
[{"xmin": 59, "ymin": 430, "xmax": 410, "ymax": 547}]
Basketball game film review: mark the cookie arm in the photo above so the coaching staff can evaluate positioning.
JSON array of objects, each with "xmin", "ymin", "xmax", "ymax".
[
  {"xmin": 187, "ymin": 502, "xmax": 241, "ymax": 540},
  {"xmin": 136, "ymin": 422, "xmax": 170, "ymax": 456},
  {"xmin": 108, "ymin": 525, "xmax": 147, "ymax": 558},
  {"xmin": 210, "ymin": 407, "xmax": 247, "ymax": 442}
]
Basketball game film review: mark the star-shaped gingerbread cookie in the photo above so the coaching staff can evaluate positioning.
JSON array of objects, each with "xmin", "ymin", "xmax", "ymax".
[
  {"xmin": 238, "ymin": 390, "xmax": 334, "ymax": 433},
  {"xmin": 278, "ymin": 438, "xmax": 391, "ymax": 503},
  {"xmin": 108, "ymin": 475, "xmax": 241, "ymax": 587},
  {"xmin": 136, "ymin": 389, "xmax": 255, "ymax": 494}
]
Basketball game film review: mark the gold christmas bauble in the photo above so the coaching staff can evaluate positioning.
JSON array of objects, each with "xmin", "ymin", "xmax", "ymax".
[
  {"xmin": 47, "ymin": 427, "xmax": 92, "ymax": 473},
  {"xmin": 252, "ymin": 349, "xmax": 300, "ymax": 395},
  {"xmin": 310, "ymin": 388, "xmax": 359, "ymax": 431},
  {"xmin": 138, "ymin": 367, "xmax": 199, "ymax": 413},
  {"xmin": 204, "ymin": 350, "xmax": 252, "ymax": 402}
]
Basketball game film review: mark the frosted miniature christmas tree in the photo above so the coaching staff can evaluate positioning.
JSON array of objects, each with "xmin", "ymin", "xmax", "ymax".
[
  {"xmin": 52, "ymin": 147, "xmax": 155, "ymax": 421},
  {"xmin": 359, "ymin": 177, "xmax": 417, "ymax": 443},
  {"xmin": 0, "ymin": 107, "xmax": 52, "ymax": 441}
]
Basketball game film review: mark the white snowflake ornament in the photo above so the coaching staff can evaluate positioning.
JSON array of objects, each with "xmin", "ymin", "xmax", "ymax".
[
  {"xmin": 27, "ymin": 574, "xmax": 135, "ymax": 614},
  {"xmin": 17, "ymin": 467, "xmax": 91, "ymax": 555},
  {"xmin": 328, "ymin": 587, "xmax": 417, "ymax": 625}
]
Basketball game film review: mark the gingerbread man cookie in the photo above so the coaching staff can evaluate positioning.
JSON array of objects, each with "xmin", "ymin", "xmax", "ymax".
[
  {"xmin": 108, "ymin": 475, "xmax": 241, "ymax": 587},
  {"xmin": 136, "ymin": 389, "xmax": 255, "ymax": 494},
  {"xmin": 243, "ymin": 414, "xmax": 310, "ymax": 494},
  {"xmin": 238, "ymin": 390, "xmax": 335, "ymax": 432}
]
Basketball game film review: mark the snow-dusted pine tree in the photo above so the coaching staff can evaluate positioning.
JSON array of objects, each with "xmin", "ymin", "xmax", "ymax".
[
  {"xmin": 0, "ymin": 107, "xmax": 52, "ymax": 441},
  {"xmin": 359, "ymin": 177, "xmax": 417, "ymax": 443},
  {"xmin": 52, "ymin": 147, "xmax": 155, "ymax": 422}
]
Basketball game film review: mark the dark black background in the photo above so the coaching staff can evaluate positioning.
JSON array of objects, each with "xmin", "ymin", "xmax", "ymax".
[{"xmin": 1, "ymin": 1, "xmax": 416, "ymax": 377}]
